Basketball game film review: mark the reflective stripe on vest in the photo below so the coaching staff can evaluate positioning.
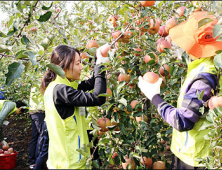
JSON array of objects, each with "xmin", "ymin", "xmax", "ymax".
[
  {"xmin": 44, "ymin": 76, "xmax": 90, "ymax": 169},
  {"xmin": 171, "ymin": 57, "xmax": 221, "ymax": 167}
]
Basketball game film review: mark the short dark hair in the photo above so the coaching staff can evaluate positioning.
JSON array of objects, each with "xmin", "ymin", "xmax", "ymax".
[{"xmin": 15, "ymin": 100, "xmax": 28, "ymax": 113}]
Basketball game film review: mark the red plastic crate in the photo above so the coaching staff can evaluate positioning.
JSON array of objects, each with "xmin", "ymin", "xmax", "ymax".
[{"xmin": 0, "ymin": 151, "xmax": 18, "ymax": 169}]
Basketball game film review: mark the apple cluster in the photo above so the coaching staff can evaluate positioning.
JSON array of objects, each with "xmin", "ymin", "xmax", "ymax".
[{"xmin": 0, "ymin": 143, "xmax": 14, "ymax": 156}]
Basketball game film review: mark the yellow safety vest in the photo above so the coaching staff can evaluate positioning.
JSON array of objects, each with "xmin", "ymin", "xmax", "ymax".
[
  {"xmin": 44, "ymin": 76, "xmax": 90, "ymax": 169},
  {"xmin": 171, "ymin": 57, "xmax": 222, "ymax": 167}
]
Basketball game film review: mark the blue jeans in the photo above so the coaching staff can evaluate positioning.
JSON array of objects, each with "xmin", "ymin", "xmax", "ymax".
[
  {"xmin": 34, "ymin": 121, "xmax": 48, "ymax": 170},
  {"xmin": 28, "ymin": 112, "xmax": 45, "ymax": 165}
]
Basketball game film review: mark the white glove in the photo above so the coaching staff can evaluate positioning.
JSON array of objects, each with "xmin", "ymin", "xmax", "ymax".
[
  {"xmin": 96, "ymin": 44, "xmax": 110, "ymax": 65},
  {"xmin": 171, "ymin": 42, "xmax": 184, "ymax": 60},
  {"xmin": 1, "ymin": 140, "xmax": 7, "ymax": 147},
  {"xmin": 138, "ymin": 76, "xmax": 163, "ymax": 101}
]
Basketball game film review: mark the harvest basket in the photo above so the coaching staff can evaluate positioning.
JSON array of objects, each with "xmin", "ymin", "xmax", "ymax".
[{"xmin": 0, "ymin": 151, "xmax": 18, "ymax": 169}]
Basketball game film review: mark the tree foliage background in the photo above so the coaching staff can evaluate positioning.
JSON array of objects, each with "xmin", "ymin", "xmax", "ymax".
[{"xmin": 0, "ymin": 1, "xmax": 222, "ymax": 169}]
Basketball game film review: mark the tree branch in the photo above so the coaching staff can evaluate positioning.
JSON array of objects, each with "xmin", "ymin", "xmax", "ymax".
[{"xmin": 0, "ymin": 53, "xmax": 28, "ymax": 60}]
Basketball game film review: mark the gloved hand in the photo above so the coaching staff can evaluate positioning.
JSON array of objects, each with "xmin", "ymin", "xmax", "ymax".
[
  {"xmin": 171, "ymin": 42, "xmax": 184, "ymax": 60},
  {"xmin": 1, "ymin": 140, "xmax": 7, "ymax": 147},
  {"xmin": 96, "ymin": 44, "xmax": 110, "ymax": 65},
  {"xmin": 138, "ymin": 76, "xmax": 163, "ymax": 101}
]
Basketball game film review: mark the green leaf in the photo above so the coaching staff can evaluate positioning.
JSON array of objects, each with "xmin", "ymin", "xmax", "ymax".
[
  {"xmin": 198, "ymin": 121, "xmax": 213, "ymax": 131},
  {"xmin": 119, "ymin": 124, "xmax": 126, "ymax": 135},
  {"xmin": 133, "ymin": 112, "xmax": 144, "ymax": 117},
  {"xmin": 92, "ymin": 160, "xmax": 100, "ymax": 169},
  {"xmin": 214, "ymin": 53, "xmax": 222, "ymax": 68},
  {"xmin": 213, "ymin": 24, "xmax": 222, "ymax": 38},
  {"xmin": 25, "ymin": 60, "xmax": 32, "ymax": 72},
  {"xmin": 46, "ymin": 63, "xmax": 65, "ymax": 79},
  {"xmin": 15, "ymin": 50, "xmax": 26, "ymax": 58},
  {"xmin": 38, "ymin": 11, "xmax": 52, "ymax": 22},
  {"xmin": 129, "ymin": 151, "xmax": 141, "ymax": 159},
  {"xmin": 118, "ymin": 98, "xmax": 127, "ymax": 107},
  {"xmin": 42, "ymin": 2, "xmax": 53, "ymax": 10},
  {"xmin": 196, "ymin": 90, "xmax": 205, "ymax": 100},
  {"xmin": 85, "ymin": 47, "xmax": 97, "ymax": 56},
  {"xmin": 0, "ymin": 31, "xmax": 7, "ymax": 38},
  {"xmin": 5, "ymin": 62, "xmax": 25, "ymax": 86},
  {"xmin": 198, "ymin": 18, "xmax": 213, "ymax": 28},
  {"xmin": 41, "ymin": 37, "xmax": 51, "ymax": 50},
  {"xmin": 23, "ymin": 51, "xmax": 36, "ymax": 65},
  {"xmin": 117, "ymin": 67, "xmax": 126, "ymax": 74},
  {"xmin": 21, "ymin": 35, "xmax": 30, "ymax": 45},
  {"xmin": 7, "ymin": 29, "xmax": 15, "ymax": 36},
  {"xmin": 91, "ymin": 123, "xmax": 101, "ymax": 130},
  {"xmin": 0, "ymin": 45, "xmax": 10, "ymax": 53},
  {"xmin": 98, "ymin": 93, "xmax": 111, "ymax": 97},
  {"xmin": 117, "ymin": 81, "xmax": 125, "ymax": 94}
]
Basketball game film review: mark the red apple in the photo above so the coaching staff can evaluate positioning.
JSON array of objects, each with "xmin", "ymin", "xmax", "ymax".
[
  {"xmin": 143, "ymin": 72, "xmax": 159, "ymax": 84},
  {"xmin": 112, "ymin": 152, "xmax": 118, "ymax": 159},
  {"xmin": 158, "ymin": 25, "xmax": 168, "ymax": 37},
  {"xmin": 8, "ymin": 148, "xmax": 13, "ymax": 154},
  {"xmin": 157, "ymin": 40, "xmax": 171, "ymax": 53},
  {"xmin": 2, "ymin": 143, "xmax": 9, "ymax": 151},
  {"xmin": 118, "ymin": 73, "xmax": 131, "ymax": 83},
  {"xmin": 166, "ymin": 35, "xmax": 172, "ymax": 43},
  {"xmin": 156, "ymin": 18, "xmax": 162, "ymax": 25},
  {"xmin": 0, "ymin": 149, "xmax": 3, "ymax": 154},
  {"xmin": 133, "ymin": 47, "xmax": 142, "ymax": 56},
  {"xmin": 86, "ymin": 40, "xmax": 99, "ymax": 48},
  {"xmin": 107, "ymin": 16, "xmax": 117, "ymax": 27},
  {"xmin": 139, "ymin": 1, "xmax": 155, "ymax": 7},
  {"xmin": 97, "ymin": 117, "xmax": 111, "ymax": 132},
  {"xmin": 159, "ymin": 64, "xmax": 170, "ymax": 76},
  {"xmin": 157, "ymin": 37, "xmax": 165, "ymax": 45},
  {"xmin": 144, "ymin": 53, "xmax": 157, "ymax": 64},
  {"xmin": 130, "ymin": 100, "xmax": 140, "ymax": 109},
  {"xmin": 4, "ymin": 151, "xmax": 10, "ymax": 155},
  {"xmin": 176, "ymin": 6, "xmax": 187, "ymax": 16},
  {"xmin": 112, "ymin": 30, "xmax": 121, "ymax": 40},
  {"xmin": 148, "ymin": 19, "xmax": 160, "ymax": 35},
  {"xmin": 100, "ymin": 44, "xmax": 110, "ymax": 57},
  {"xmin": 81, "ymin": 52, "xmax": 89, "ymax": 59},
  {"xmin": 165, "ymin": 17, "xmax": 178, "ymax": 33}
]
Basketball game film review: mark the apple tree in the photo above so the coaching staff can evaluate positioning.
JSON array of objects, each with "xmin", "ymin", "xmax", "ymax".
[{"xmin": 0, "ymin": 1, "xmax": 222, "ymax": 169}]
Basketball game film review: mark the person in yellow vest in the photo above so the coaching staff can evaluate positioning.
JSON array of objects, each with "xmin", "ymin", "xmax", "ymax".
[
  {"xmin": 28, "ymin": 86, "xmax": 45, "ymax": 169},
  {"xmin": 138, "ymin": 11, "xmax": 222, "ymax": 169},
  {"xmin": 0, "ymin": 100, "xmax": 27, "ymax": 148},
  {"xmin": 40, "ymin": 44, "xmax": 109, "ymax": 169}
]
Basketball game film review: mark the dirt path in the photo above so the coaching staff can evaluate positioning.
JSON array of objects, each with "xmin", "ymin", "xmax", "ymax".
[{"xmin": 2, "ymin": 117, "xmax": 31, "ymax": 169}]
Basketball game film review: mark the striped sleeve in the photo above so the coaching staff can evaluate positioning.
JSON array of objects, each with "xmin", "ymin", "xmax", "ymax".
[{"xmin": 152, "ymin": 72, "xmax": 218, "ymax": 132}]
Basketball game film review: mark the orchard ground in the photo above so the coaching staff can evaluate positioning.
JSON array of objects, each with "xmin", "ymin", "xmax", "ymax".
[{"xmin": 2, "ymin": 117, "xmax": 172, "ymax": 169}]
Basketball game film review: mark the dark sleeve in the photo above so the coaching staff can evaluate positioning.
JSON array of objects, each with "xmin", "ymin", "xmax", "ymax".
[
  {"xmin": 53, "ymin": 65, "xmax": 106, "ymax": 119},
  {"xmin": 152, "ymin": 73, "xmax": 218, "ymax": 132},
  {"xmin": 78, "ymin": 73, "xmax": 95, "ymax": 92}
]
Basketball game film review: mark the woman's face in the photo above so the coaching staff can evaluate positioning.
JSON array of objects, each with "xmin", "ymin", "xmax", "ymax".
[{"xmin": 65, "ymin": 52, "xmax": 83, "ymax": 81}]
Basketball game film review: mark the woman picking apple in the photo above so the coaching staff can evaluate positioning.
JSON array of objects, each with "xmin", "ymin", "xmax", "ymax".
[
  {"xmin": 138, "ymin": 11, "xmax": 222, "ymax": 169},
  {"xmin": 41, "ymin": 43, "xmax": 110, "ymax": 169}
]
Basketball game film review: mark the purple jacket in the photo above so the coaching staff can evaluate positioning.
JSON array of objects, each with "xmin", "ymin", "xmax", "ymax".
[{"xmin": 152, "ymin": 72, "xmax": 218, "ymax": 131}]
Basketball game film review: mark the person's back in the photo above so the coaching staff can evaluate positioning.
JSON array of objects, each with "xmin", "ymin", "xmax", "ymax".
[{"xmin": 28, "ymin": 86, "xmax": 45, "ymax": 169}]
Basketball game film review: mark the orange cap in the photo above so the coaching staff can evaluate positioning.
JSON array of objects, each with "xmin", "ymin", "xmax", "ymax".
[{"xmin": 169, "ymin": 11, "xmax": 222, "ymax": 58}]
